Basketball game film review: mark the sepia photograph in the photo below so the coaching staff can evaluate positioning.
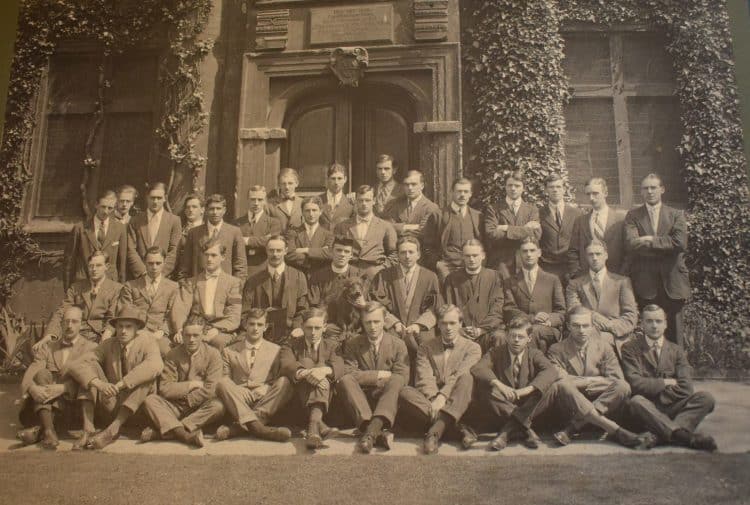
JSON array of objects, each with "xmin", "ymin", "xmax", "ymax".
[{"xmin": 0, "ymin": 0, "xmax": 748, "ymax": 504}]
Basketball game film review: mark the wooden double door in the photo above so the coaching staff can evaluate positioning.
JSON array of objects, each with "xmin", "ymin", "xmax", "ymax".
[{"xmin": 282, "ymin": 84, "xmax": 417, "ymax": 192}]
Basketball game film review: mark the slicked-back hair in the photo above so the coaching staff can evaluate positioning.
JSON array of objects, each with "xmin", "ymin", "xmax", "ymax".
[
  {"xmin": 462, "ymin": 238, "xmax": 485, "ymax": 252},
  {"xmin": 97, "ymin": 190, "xmax": 117, "ymax": 204},
  {"xmin": 641, "ymin": 173, "xmax": 664, "ymax": 187},
  {"xmin": 360, "ymin": 301, "xmax": 387, "ymax": 319},
  {"xmin": 184, "ymin": 192, "xmax": 205, "ymax": 208},
  {"xmin": 585, "ymin": 239, "xmax": 608, "ymax": 253},
  {"xmin": 244, "ymin": 308, "xmax": 268, "ymax": 323},
  {"xmin": 641, "ymin": 304, "xmax": 666, "ymax": 318},
  {"xmin": 87, "ymin": 250, "xmax": 111, "ymax": 265},
  {"xmin": 144, "ymin": 246, "xmax": 166, "ymax": 259},
  {"xmin": 519, "ymin": 236, "xmax": 540, "ymax": 248},
  {"xmin": 397, "ymin": 235, "xmax": 421, "ymax": 252},
  {"xmin": 301, "ymin": 307, "xmax": 328, "ymax": 323},
  {"xmin": 585, "ymin": 177, "xmax": 608, "ymax": 193},
  {"xmin": 205, "ymin": 194, "xmax": 227, "ymax": 207},
  {"xmin": 566, "ymin": 305, "xmax": 593, "ymax": 321},
  {"xmin": 507, "ymin": 315, "xmax": 532, "ymax": 335},
  {"xmin": 301, "ymin": 196, "xmax": 323, "ymax": 210},
  {"xmin": 356, "ymin": 185, "xmax": 375, "ymax": 197},
  {"xmin": 147, "ymin": 182, "xmax": 168, "ymax": 194},
  {"xmin": 437, "ymin": 304, "xmax": 463, "ymax": 323},
  {"xmin": 200, "ymin": 236, "xmax": 226, "ymax": 255},
  {"xmin": 452, "ymin": 177, "xmax": 473, "ymax": 190},
  {"xmin": 333, "ymin": 235, "xmax": 356, "ymax": 248},
  {"xmin": 376, "ymin": 154, "xmax": 398, "ymax": 171},
  {"xmin": 278, "ymin": 168, "xmax": 300, "ymax": 182},
  {"xmin": 404, "ymin": 170, "xmax": 425, "ymax": 184},
  {"xmin": 116, "ymin": 184, "xmax": 138, "ymax": 198},
  {"xmin": 545, "ymin": 173, "xmax": 564, "ymax": 186},
  {"xmin": 505, "ymin": 170, "xmax": 526, "ymax": 185},
  {"xmin": 327, "ymin": 163, "xmax": 347, "ymax": 178},
  {"xmin": 183, "ymin": 314, "xmax": 207, "ymax": 332},
  {"xmin": 247, "ymin": 185, "xmax": 268, "ymax": 196}
]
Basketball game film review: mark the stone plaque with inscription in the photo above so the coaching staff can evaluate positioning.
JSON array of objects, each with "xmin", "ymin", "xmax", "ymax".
[{"xmin": 309, "ymin": 4, "xmax": 394, "ymax": 46}]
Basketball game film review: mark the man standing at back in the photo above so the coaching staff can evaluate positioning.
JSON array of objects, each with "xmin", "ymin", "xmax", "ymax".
[
  {"xmin": 267, "ymin": 168, "xmax": 305, "ymax": 231},
  {"xmin": 235, "ymin": 185, "xmax": 282, "ymax": 275},
  {"xmin": 624, "ymin": 174, "xmax": 690, "ymax": 345},
  {"xmin": 539, "ymin": 174, "xmax": 582, "ymax": 285},
  {"xmin": 373, "ymin": 154, "xmax": 404, "ymax": 217},
  {"xmin": 319, "ymin": 163, "xmax": 355, "ymax": 229},
  {"xmin": 436, "ymin": 177, "xmax": 483, "ymax": 284},
  {"xmin": 113, "ymin": 185, "xmax": 138, "ymax": 226}
]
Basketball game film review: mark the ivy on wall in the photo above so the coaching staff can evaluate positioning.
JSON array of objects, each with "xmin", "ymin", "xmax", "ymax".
[
  {"xmin": 0, "ymin": 0, "xmax": 212, "ymax": 305},
  {"xmin": 464, "ymin": 0, "xmax": 750, "ymax": 369}
]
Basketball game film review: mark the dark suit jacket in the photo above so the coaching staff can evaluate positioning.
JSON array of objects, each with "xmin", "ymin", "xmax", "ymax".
[
  {"xmin": 374, "ymin": 180, "xmax": 405, "ymax": 217},
  {"xmin": 241, "ymin": 264, "xmax": 309, "ymax": 342},
  {"xmin": 234, "ymin": 212, "xmax": 283, "ymax": 270},
  {"xmin": 370, "ymin": 265, "xmax": 443, "ymax": 329},
  {"xmin": 46, "ymin": 279, "xmax": 123, "ymax": 340},
  {"xmin": 307, "ymin": 265, "xmax": 366, "ymax": 307},
  {"xmin": 159, "ymin": 343, "xmax": 223, "ymax": 408},
  {"xmin": 567, "ymin": 207, "xmax": 627, "ymax": 278},
  {"xmin": 279, "ymin": 337, "xmax": 346, "ymax": 382},
  {"xmin": 548, "ymin": 336, "xmax": 624, "ymax": 379},
  {"xmin": 267, "ymin": 195, "xmax": 304, "ymax": 230},
  {"xmin": 624, "ymin": 204, "xmax": 690, "ymax": 300},
  {"xmin": 566, "ymin": 271, "xmax": 637, "ymax": 338},
  {"xmin": 503, "ymin": 267, "xmax": 565, "ymax": 328},
  {"xmin": 444, "ymin": 268, "xmax": 506, "ymax": 332},
  {"xmin": 285, "ymin": 225, "xmax": 334, "ymax": 272},
  {"xmin": 120, "ymin": 276, "xmax": 180, "ymax": 335},
  {"xmin": 64, "ymin": 219, "xmax": 128, "ymax": 289},
  {"xmin": 539, "ymin": 203, "xmax": 583, "ymax": 270},
  {"xmin": 471, "ymin": 342, "xmax": 560, "ymax": 393},
  {"xmin": 414, "ymin": 336, "xmax": 482, "ymax": 399},
  {"xmin": 319, "ymin": 192, "xmax": 355, "ymax": 229},
  {"xmin": 178, "ymin": 222, "xmax": 248, "ymax": 281},
  {"xmin": 621, "ymin": 334, "xmax": 694, "ymax": 406},
  {"xmin": 341, "ymin": 332, "xmax": 410, "ymax": 386},
  {"xmin": 483, "ymin": 200, "xmax": 542, "ymax": 272},
  {"xmin": 384, "ymin": 196, "xmax": 441, "ymax": 267},
  {"xmin": 334, "ymin": 216, "xmax": 398, "ymax": 267},
  {"xmin": 127, "ymin": 210, "xmax": 183, "ymax": 278},
  {"xmin": 175, "ymin": 271, "xmax": 242, "ymax": 333},
  {"xmin": 438, "ymin": 206, "xmax": 483, "ymax": 266}
]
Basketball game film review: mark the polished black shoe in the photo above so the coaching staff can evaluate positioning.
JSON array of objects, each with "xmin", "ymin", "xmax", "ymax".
[
  {"xmin": 423, "ymin": 432, "xmax": 439, "ymax": 455},
  {"xmin": 458, "ymin": 424, "xmax": 478, "ymax": 450},
  {"xmin": 319, "ymin": 421, "xmax": 339, "ymax": 440},
  {"xmin": 553, "ymin": 429, "xmax": 572, "ymax": 447},
  {"xmin": 16, "ymin": 426, "xmax": 42, "ymax": 446},
  {"xmin": 489, "ymin": 431, "xmax": 509, "ymax": 451},
  {"xmin": 251, "ymin": 425, "xmax": 292, "ymax": 443},
  {"xmin": 522, "ymin": 429, "xmax": 541, "ymax": 449},
  {"xmin": 358, "ymin": 433, "xmax": 375, "ymax": 454},
  {"xmin": 613, "ymin": 428, "xmax": 642, "ymax": 449},
  {"xmin": 689, "ymin": 433, "xmax": 717, "ymax": 452}
]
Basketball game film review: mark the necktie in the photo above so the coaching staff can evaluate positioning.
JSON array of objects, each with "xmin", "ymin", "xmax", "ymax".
[
  {"xmin": 148, "ymin": 279, "xmax": 158, "ymax": 297},
  {"xmin": 512, "ymin": 355, "xmax": 522, "ymax": 388},
  {"xmin": 148, "ymin": 213, "xmax": 159, "ymax": 245},
  {"xmin": 592, "ymin": 272, "xmax": 601, "ymax": 301},
  {"xmin": 271, "ymin": 271, "xmax": 281, "ymax": 304},
  {"xmin": 649, "ymin": 207, "xmax": 658, "ymax": 233},
  {"xmin": 592, "ymin": 212, "xmax": 605, "ymax": 241},
  {"xmin": 97, "ymin": 219, "xmax": 106, "ymax": 245},
  {"xmin": 406, "ymin": 202, "xmax": 414, "ymax": 220},
  {"xmin": 247, "ymin": 347, "xmax": 256, "ymax": 370},
  {"xmin": 442, "ymin": 341, "xmax": 454, "ymax": 349},
  {"xmin": 555, "ymin": 207, "xmax": 562, "ymax": 227},
  {"xmin": 651, "ymin": 343, "xmax": 660, "ymax": 364},
  {"xmin": 370, "ymin": 344, "xmax": 379, "ymax": 364},
  {"xmin": 525, "ymin": 269, "xmax": 535, "ymax": 294},
  {"xmin": 578, "ymin": 347, "xmax": 586, "ymax": 367},
  {"xmin": 120, "ymin": 346, "xmax": 129, "ymax": 377}
]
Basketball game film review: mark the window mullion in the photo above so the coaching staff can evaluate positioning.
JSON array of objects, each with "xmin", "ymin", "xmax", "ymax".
[{"xmin": 610, "ymin": 33, "xmax": 634, "ymax": 208}]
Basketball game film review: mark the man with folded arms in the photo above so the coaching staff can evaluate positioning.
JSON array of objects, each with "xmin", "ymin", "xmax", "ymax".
[
  {"xmin": 279, "ymin": 308, "xmax": 346, "ymax": 449},
  {"xmin": 235, "ymin": 185, "xmax": 282, "ymax": 275},
  {"xmin": 285, "ymin": 196, "xmax": 334, "ymax": 274},
  {"xmin": 214, "ymin": 308, "xmax": 294, "ymax": 442},
  {"xmin": 337, "ymin": 302, "xmax": 410, "ymax": 453},
  {"xmin": 140, "ymin": 316, "xmax": 224, "ymax": 448},
  {"xmin": 622, "ymin": 304, "xmax": 716, "ymax": 451},
  {"xmin": 17, "ymin": 306, "xmax": 98, "ymax": 450},
  {"xmin": 69, "ymin": 307, "xmax": 163, "ymax": 450},
  {"xmin": 435, "ymin": 177, "xmax": 483, "ymax": 283},
  {"xmin": 472, "ymin": 315, "xmax": 644, "ymax": 451},
  {"xmin": 548, "ymin": 306, "xmax": 633, "ymax": 446},
  {"xmin": 398, "ymin": 305, "xmax": 482, "ymax": 454}
]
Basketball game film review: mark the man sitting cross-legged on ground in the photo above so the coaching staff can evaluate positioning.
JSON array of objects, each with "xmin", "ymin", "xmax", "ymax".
[
  {"xmin": 214, "ymin": 308, "xmax": 294, "ymax": 442},
  {"xmin": 69, "ymin": 306, "xmax": 163, "ymax": 450},
  {"xmin": 17, "ymin": 306, "xmax": 98, "ymax": 450},
  {"xmin": 398, "ymin": 304, "xmax": 482, "ymax": 454},
  {"xmin": 336, "ymin": 301, "xmax": 410, "ymax": 454},
  {"xmin": 471, "ymin": 315, "xmax": 645, "ymax": 451},
  {"xmin": 621, "ymin": 304, "xmax": 717, "ymax": 451},
  {"xmin": 548, "ymin": 306, "xmax": 633, "ymax": 446},
  {"xmin": 279, "ymin": 308, "xmax": 346, "ymax": 450},
  {"xmin": 140, "ymin": 316, "xmax": 225, "ymax": 448}
]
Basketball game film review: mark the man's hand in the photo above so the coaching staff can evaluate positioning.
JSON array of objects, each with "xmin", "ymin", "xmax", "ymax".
[
  {"xmin": 429, "ymin": 394, "xmax": 447, "ymax": 420},
  {"xmin": 32, "ymin": 336, "xmax": 53, "ymax": 354},
  {"xmin": 490, "ymin": 380, "xmax": 516, "ymax": 402},
  {"xmin": 632, "ymin": 236, "xmax": 654, "ymax": 248},
  {"xmin": 393, "ymin": 322, "xmax": 406, "ymax": 336},
  {"xmin": 309, "ymin": 367, "xmax": 332, "ymax": 383},
  {"xmin": 92, "ymin": 379, "xmax": 120, "ymax": 398},
  {"xmin": 403, "ymin": 224, "xmax": 420, "ymax": 232},
  {"xmin": 376, "ymin": 370, "xmax": 392, "ymax": 388},
  {"xmin": 533, "ymin": 312, "xmax": 551, "ymax": 325},
  {"xmin": 173, "ymin": 331, "xmax": 183, "ymax": 344},
  {"xmin": 188, "ymin": 380, "xmax": 204, "ymax": 390},
  {"xmin": 664, "ymin": 378, "xmax": 678, "ymax": 387},
  {"xmin": 290, "ymin": 328, "xmax": 304, "ymax": 339},
  {"xmin": 203, "ymin": 328, "xmax": 219, "ymax": 342},
  {"xmin": 153, "ymin": 330, "xmax": 165, "ymax": 340},
  {"xmin": 591, "ymin": 312, "xmax": 610, "ymax": 331},
  {"xmin": 295, "ymin": 248, "xmax": 309, "ymax": 255},
  {"xmin": 404, "ymin": 324, "xmax": 421, "ymax": 339},
  {"xmin": 524, "ymin": 221, "xmax": 541, "ymax": 231},
  {"xmin": 243, "ymin": 236, "xmax": 250, "ymax": 246},
  {"xmin": 496, "ymin": 224, "xmax": 509, "ymax": 233},
  {"xmin": 245, "ymin": 380, "xmax": 264, "ymax": 389},
  {"xmin": 584, "ymin": 376, "xmax": 612, "ymax": 391}
]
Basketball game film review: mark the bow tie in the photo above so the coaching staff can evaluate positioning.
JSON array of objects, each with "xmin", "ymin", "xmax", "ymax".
[
  {"xmin": 60, "ymin": 339, "xmax": 75, "ymax": 348},
  {"xmin": 205, "ymin": 272, "xmax": 220, "ymax": 279},
  {"xmin": 442, "ymin": 341, "xmax": 455, "ymax": 349},
  {"xmin": 280, "ymin": 195, "xmax": 295, "ymax": 202}
]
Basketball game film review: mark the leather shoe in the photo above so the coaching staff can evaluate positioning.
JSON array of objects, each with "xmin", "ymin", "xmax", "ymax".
[
  {"xmin": 358, "ymin": 433, "xmax": 375, "ymax": 454},
  {"xmin": 614, "ymin": 428, "xmax": 642, "ymax": 449},
  {"xmin": 423, "ymin": 432, "xmax": 439, "ymax": 455},
  {"xmin": 458, "ymin": 424, "xmax": 478, "ymax": 450},
  {"xmin": 72, "ymin": 431, "xmax": 93, "ymax": 451},
  {"xmin": 553, "ymin": 430, "xmax": 572, "ymax": 447},
  {"xmin": 40, "ymin": 430, "xmax": 59, "ymax": 450},
  {"xmin": 306, "ymin": 433, "xmax": 323, "ymax": 450},
  {"xmin": 489, "ymin": 431, "xmax": 509, "ymax": 451},
  {"xmin": 140, "ymin": 427, "xmax": 159, "ymax": 443},
  {"xmin": 377, "ymin": 429, "xmax": 394, "ymax": 451},
  {"xmin": 214, "ymin": 424, "xmax": 243, "ymax": 441},
  {"xmin": 522, "ymin": 429, "xmax": 541, "ymax": 449},
  {"xmin": 186, "ymin": 429, "xmax": 204, "ymax": 448},
  {"xmin": 319, "ymin": 421, "xmax": 339, "ymax": 440},
  {"xmin": 252, "ymin": 425, "xmax": 292, "ymax": 443},
  {"xmin": 17, "ymin": 426, "xmax": 42, "ymax": 446},
  {"xmin": 89, "ymin": 428, "xmax": 118, "ymax": 450},
  {"xmin": 689, "ymin": 433, "xmax": 717, "ymax": 452},
  {"xmin": 639, "ymin": 431, "xmax": 659, "ymax": 449}
]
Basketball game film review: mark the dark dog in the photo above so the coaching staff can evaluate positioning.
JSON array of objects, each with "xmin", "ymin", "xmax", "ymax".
[{"xmin": 323, "ymin": 277, "xmax": 369, "ymax": 346}]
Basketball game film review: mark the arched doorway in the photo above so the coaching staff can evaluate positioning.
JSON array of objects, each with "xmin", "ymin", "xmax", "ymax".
[{"xmin": 281, "ymin": 83, "xmax": 418, "ymax": 193}]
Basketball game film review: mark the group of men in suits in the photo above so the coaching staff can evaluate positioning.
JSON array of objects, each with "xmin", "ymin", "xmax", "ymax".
[{"xmin": 19, "ymin": 157, "xmax": 712, "ymax": 454}]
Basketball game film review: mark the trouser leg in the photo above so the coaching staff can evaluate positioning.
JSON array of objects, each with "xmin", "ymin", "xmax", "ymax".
[
  {"xmin": 297, "ymin": 379, "xmax": 333, "ymax": 411},
  {"xmin": 668, "ymin": 391, "xmax": 715, "ymax": 433},
  {"xmin": 372, "ymin": 375, "xmax": 406, "ymax": 428},
  {"xmin": 252, "ymin": 376, "xmax": 294, "ymax": 424},
  {"xmin": 142, "ymin": 394, "xmax": 184, "ymax": 435},
  {"xmin": 335, "ymin": 374, "xmax": 373, "ymax": 428},
  {"xmin": 182, "ymin": 399, "xmax": 226, "ymax": 432},
  {"xmin": 627, "ymin": 394, "xmax": 679, "ymax": 442},
  {"xmin": 397, "ymin": 386, "xmax": 432, "ymax": 432},
  {"xmin": 441, "ymin": 373, "xmax": 474, "ymax": 422},
  {"xmin": 215, "ymin": 377, "xmax": 257, "ymax": 425}
]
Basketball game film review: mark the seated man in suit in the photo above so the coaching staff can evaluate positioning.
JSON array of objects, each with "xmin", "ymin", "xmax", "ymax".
[
  {"xmin": 548, "ymin": 306, "xmax": 632, "ymax": 445},
  {"xmin": 175, "ymin": 237, "xmax": 243, "ymax": 351},
  {"xmin": 472, "ymin": 315, "xmax": 644, "ymax": 451},
  {"xmin": 127, "ymin": 182, "xmax": 183, "ymax": 279},
  {"xmin": 539, "ymin": 174, "xmax": 583, "ymax": 285},
  {"xmin": 214, "ymin": 308, "xmax": 294, "ymax": 442},
  {"xmin": 307, "ymin": 236, "xmax": 364, "ymax": 308},
  {"xmin": 69, "ymin": 307, "xmax": 163, "ymax": 450},
  {"xmin": 64, "ymin": 190, "xmax": 128, "ymax": 290},
  {"xmin": 503, "ymin": 237, "xmax": 566, "ymax": 353},
  {"xmin": 567, "ymin": 177, "xmax": 627, "ymax": 279},
  {"xmin": 398, "ymin": 305, "xmax": 482, "ymax": 454},
  {"xmin": 113, "ymin": 184, "xmax": 137, "ymax": 225},
  {"xmin": 435, "ymin": 177, "xmax": 483, "ymax": 283},
  {"xmin": 337, "ymin": 302, "xmax": 410, "ymax": 453},
  {"xmin": 285, "ymin": 196, "xmax": 334, "ymax": 274},
  {"xmin": 242, "ymin": 235, "xmax": 309, "ymax": 345},
  {"xmin": 120, "ymin": 246, "xmax": 180, "ymax": 356},
  {"xmin": 384, "ymin": 170, "xmax": 441, "ymax": 269},
  {"xmin": 319, "ymin": 163, "xmax": 355, "ymax": 229},
  {"xmin": 17, "ymin": 307, "xmax": 98, "ymax": 450},
  {"xmin": 444, "ymin": 240, "xmax": 508, "ymax": 352},
  {"xmin": 178, "ymin": 193, "xmax": 247, "ymax": 281},
  {"xmin": 370, "ymin": 236, "xmax": 443, "ymax": 360},
  {"xmin": 622, "ymin": 305, "xmax": 716, "ymax": 451},
  {"xmin": 334, "ymin": 185, "xmax": 398, "ymax": 280},
  {"xmin": 267, "ymin": 168, "xmax": 304, "ymax": 231},
  {"xmin": 36, "ymin": 251, "xmax": 123, "ymax": 352},
  {"xmin": 566, "ymin": 241, "xmax": 637, "ymax": 354},
  {"xmin": 140, "ymin": 316, "xmax": 224, "ymax": 448},
  {"xmin": 234, "ymin": 185, "xmax": 282, "ymax": 276},
  {"xmin": 373, "ymin": 154, "xmax": 404, "ymax": 217},
  {"xmin": 483, "ymin": 170, "xmax": 542, "ymax": 278},
  {"xmin": 279, "ymin": 308, "xmax": 346, "ymax": 450}
]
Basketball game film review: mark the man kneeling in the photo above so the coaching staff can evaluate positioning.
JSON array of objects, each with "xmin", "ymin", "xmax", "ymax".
[
  {"xmin": 398, "ymin": 304, "xmax": 482, "ymax": 454},
  {"xmin": 140, "ymin": 316, "xmax": 225, "ymax": 447},
  {"xmin": 279, "ymin": 308, "xmax": 346, "ymax": 450},
  {"xmin": 471, "ymin": 315, "xmax": 645, "ymax": 451},
  {"xmin": 214, "ymin": 308, "xmax": 294, "ymax": 442}
]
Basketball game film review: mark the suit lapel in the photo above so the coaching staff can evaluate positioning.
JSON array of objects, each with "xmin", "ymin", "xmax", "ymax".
[
  {"xmin": 516, "ymin": 270, "xmax": 530, "ymax": 299},
  {"xmin": 500, "ymin": 205, "xmax": 515, "ymax": 226},
  {"xmin": 582, "ymin": 278, "xmax": 599, "ymax": 310},
  {"xmin": 542, "ymin": 206, "xmax": 559, "ymax": 231},
  {"xmin": 85, "ymin": 220, "xmax": 99, "ymax": 248},
  {"xmin": 139, "ymin": 215, "xmax": 151, "ymax": 247},
  {"xmin": 565, "ymin": 339, "xmax": 584, "ymax": 376},
  {"xmin": 260, "ymin": 270, "xmax": 273, "ymax": 303},
  {"xmin": 376, "ymin": 334, "xmax": 392, "ymax": 369},
  {"xmin": 635, "ymin": 206, "xmax": 654, "ymax": 235},
  {"xmin": 361, "ymin": 338, "xmax": 375, "ymax": 370},
  {"xmin": 501, "ymin": 347, "xmax": 514, "ymax": 386}
]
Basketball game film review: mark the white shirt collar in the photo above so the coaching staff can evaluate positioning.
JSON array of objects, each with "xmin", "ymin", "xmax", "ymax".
[
  {"xmin": 187, "ymin": 218, "xmax": 203, "ymax": 229},
  {"xmin": 368, "ymin": 334, "xmax": 383, "ymax": 352},
  {"xmin": 245, "ymin": 339, "xmax": 263, "ymax": 351},
  {"xmin": 247, "ymin": 209, "xmax": 264, "ymax": 223},
  {"xmin": 331, "ymin": 264, "xmax": 349, "ymax": 275},
  {"xmin": 357, "ymin": 213, "xmax": 373, "ymax": 224},
  {"xmin": 647, "ymin": 335, "xmax": 664, "ymax": 350},
  {"xmin": 205, "ymin": 268, "xmax": 222, "ymax": 279},
  {"xmin": 148, "ymin": 274, "xmax": 162, "ymax": 285},
  {"xmin": 511, "ymin": 349, "xmax": 525, "ymax": 362},
  {"xmin": 522, "ymin": 265, "xmax": 539, "ymax": 277},
  {"xmin": 465, "ymin": 266, "xmax": 482, "ymax": 276},
  {"xmin": 61, "ymin": 335, "xmax": 80, "ymax": 347},
  {"xmin": 408, "ymin": 194, "xmax": 423, "ymax": 207},
  {"xmin": 592, "ymin": 205, "xmax": 609, "ymax": 219},
  {"xmin": 401, "ymin": 264, "xmax": 418, "ymax": 278},
  {"xmin": 90, "ymin": 277, "xmax": 106, "ymax": 292},
  {"xmin": 590, "ymin": 266, "xmax": 608, "ymax": 280},
  {"xmin": 305, "ymin": 222, "xmax": 319, "ymax": 235},
  {"xmin": 94, "ymin": 215, "xmax": 109, "ymax": 227},
  {"xmin": 506, "ymin": 196, "xmax": 522, "ymax": 209},
  {"xmin": 207, "ymin": 221, "xmax": 223, "ymax": 234},
  {"xmin": 327, "ymin": 191, "xmax": 343, "ymax": 205},
  {"xmin": 549, "ymin": 201, "xmax": 565, "ymax": 215},
  {"xmin": 268, "ymin": 263, "xmax": 286, "ymax": 277},
  {"xmin": 646, "ymin": 202, "xmax": 662, "ymax": 212},
  {"xmin": 147, "ymin": 208, "xmax": 164, "ymax": 220},
  {"xmin": 451, "ymin": 202, "xmax": 467, "ymax": 216}
]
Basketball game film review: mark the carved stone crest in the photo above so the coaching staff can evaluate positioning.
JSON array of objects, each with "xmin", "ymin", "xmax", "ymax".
[{"xmin": 329, "ymin": 47, "xmax": 369, "ymax": 87}]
